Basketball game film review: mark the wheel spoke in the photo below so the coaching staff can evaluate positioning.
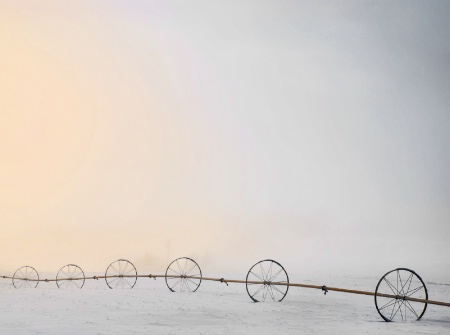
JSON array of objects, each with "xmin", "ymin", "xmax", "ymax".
[
  {"xmin": 185, "ymin": 263, "xmax": 198, "ymax": 276},
  {"xmin": 397, "ymin": 271, "xmax": 404, "ymax": 295},
  {"xmin": 108, "ymin": 277, "xmax": 118, "ymax": 284},
  {"xmin": 404, "ymin": 300, "xmax": 419, "ymax": 318},
  {"xmin": 390, "ymin": 300, "xmax": 400, "ymax": 320},
  {"xmin": 268, "ymin": 285, "xmax": 275, "ymax": 301},
  {"xmin": 168, "ymin": 267, "xmax": 180, "ymax": 275},
  {"xmin": 405, "ymin": 276, "xmax": 413, "ymax": 296},
  {"xmin": 187, "ymin": 278, "xmax": 200, "ymax": 287},
  {"xmin": 185, "ymin": 279, "xmax": 191, "ymax": 292},
  {"xmin": 383, "ymin": 278, "xmax": 399, "ymax": 295},
  {"xmin": 270, "ymin": 284, "xmax": 285, "ymax": 296},
  {"xmin": 188, "ymin": 273, "xmax": 201, "ymax": 277},
  {"xmin": 259, "ymin": 263, "xmax": 268, "ymax": 281},
  {"xmin": 249, "ymin": 271, "xmax": 265, "ymax": 282},
  {"xmin": 126, "ymin": 268, "xmax": 136, "ymax": 275},
  {"xmin": 183, "ymin": 258, "xmax": 188, "ymax": 275},
  {"xmin": 398, "ymin": 300, "xmax": 405, "ymax": 321},
  {"xmin": 262, "ymin": 285, "xmax": 268, "ymax": 301},
  {"xmin": 398, "ymin": 272, "xmax": 413, "ymax": 296},
  {"xmin": 60, "ymin": 280, "xmax": 70, "ymax": 287},
  {"xmin": 73, "ymin": 279, "xmax": 81, "ymax": 289},
  {"xmin": 251, "ymin": 284, "xmax": 266, "ymax": 297},
  {"xmin": 379, "ymin": 298, "xmax": 397, "ymax": 311},
  {"xmin": 269, "ymin": 268, "xmax": 284, "ymax": 282},
  {"xmin": 171, "ymin": 278, "xmax": 182, "ymax": 289},
  {"xmin": 110, "ymin": 264, "xmax": 119, "ymax": 275},
  {"xmin": 406, "ymin": 285, "xmax": 424, "ymax": 296},
  {"xmin": 268, "ymin": 262, "xmax": 273, "ymax": 282},
  {"xmin": 176, "ymin": 260, "xmax": 183, "ymax": 274}
]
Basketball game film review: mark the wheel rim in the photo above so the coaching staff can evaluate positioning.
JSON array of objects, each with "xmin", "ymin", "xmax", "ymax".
[
  {"xmin": 12, "ymin": 266, "xmax": 39, "ymax": 288},
  {"xmin": 105, "ymin": 259, "xmax": 137, "ymax": 289},
  {"xmin": 56, "ymin": 264, "xmax": 85, "ymax": 289},
  {"xmin": 375, "ymin": 268, "xmax": 428, "ymax": 322},
  {"xmin": 246, "ymin": 259, "xmax": 289, "ymax": 302},
  {"xmin": 165, "ymin": 257, "xmax": 202, "ymax": 292}
]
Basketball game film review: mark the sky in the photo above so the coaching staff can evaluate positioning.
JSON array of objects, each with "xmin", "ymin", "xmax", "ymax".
[{"xmin": 1, "ymin": 1, "xmax": 449, "ymax": 281}]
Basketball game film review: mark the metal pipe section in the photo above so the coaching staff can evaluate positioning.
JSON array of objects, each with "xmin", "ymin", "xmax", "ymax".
[{"xmin": 3, "ymin": 274, "xmax": 450, "ymax": 307}]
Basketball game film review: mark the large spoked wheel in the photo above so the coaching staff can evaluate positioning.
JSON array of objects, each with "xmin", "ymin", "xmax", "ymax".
[
  {"xmin": 375, "ymin": 268, "xmax": 428, "ymax": 322},
  {"xmin": 56, "ymin": 264, "xmax": 86, "ymax": 289},
  {"xmin": 246, "ymin": 259, "xmax": 289, "ymax": 302},
  {"xmin": 165, "ymin": 257, "xmax": 202, "ymax": 292},
  {"xmin": 12, "ymin": 266, "xmax": 39, "ymax": 288},
  {"xmin": 105, "ymin": 259, "xmax": 137, "ymax": 289}
]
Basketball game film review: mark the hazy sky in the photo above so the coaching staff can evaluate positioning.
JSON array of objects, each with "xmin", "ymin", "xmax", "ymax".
[{"xmin": 1, "ymin": 1, "xmax": 449, "ymax": 281}]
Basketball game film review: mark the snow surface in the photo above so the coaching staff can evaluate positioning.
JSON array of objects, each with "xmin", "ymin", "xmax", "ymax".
[{"xmin": 1, "ymin": 273, "xmax": 449, "ymax": 335}]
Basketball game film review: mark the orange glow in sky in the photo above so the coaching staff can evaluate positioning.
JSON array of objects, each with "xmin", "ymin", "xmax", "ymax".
[{"xmin": 1, "ymin": 1, "xmax": 449, "ymax": 279}]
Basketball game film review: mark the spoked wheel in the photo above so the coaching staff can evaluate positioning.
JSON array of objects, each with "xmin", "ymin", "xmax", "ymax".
[
  {"xmin": 56, "ymin": 264, "xmax": 85, "ymax": 289},
  {"xmin": 375, "ymin": 268, "xmax": 428, "ymax": 322},
  {"xmin": 165, "ymin": 257, "xmax": 202, "ymax": 292},
  {"xmin": 12, "ymin": 266, "xmax": 39, "ymax": 288},
  {"xmin": 246, "ymin": 259, "xmax": 289, "ymax": 302},
  {"xmin": 105, "ymin": 259, "xmax": 137, "ymax": 289}
]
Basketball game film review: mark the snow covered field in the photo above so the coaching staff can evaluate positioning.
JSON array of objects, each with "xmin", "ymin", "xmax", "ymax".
[{"xmin": 1, "ymin": 273, "xmax": 449, "ymax": 335}]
